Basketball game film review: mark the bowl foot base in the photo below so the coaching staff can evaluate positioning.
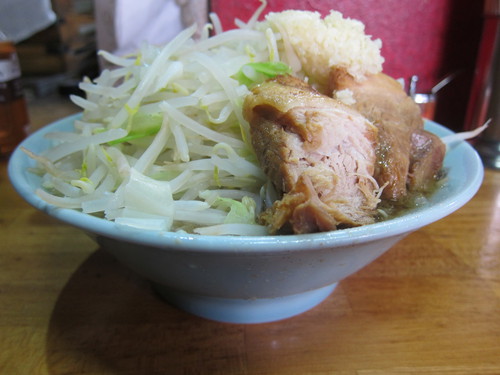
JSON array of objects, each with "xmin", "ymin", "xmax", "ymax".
[{"xmin": 154, "ymin": 283, "xmax": 338, "ymax": 324}]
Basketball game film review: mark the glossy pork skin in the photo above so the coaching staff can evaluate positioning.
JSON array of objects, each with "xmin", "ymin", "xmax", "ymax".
[{"xmin": 244, "ymin": 75, "xmax": 381, "ymax": 234}]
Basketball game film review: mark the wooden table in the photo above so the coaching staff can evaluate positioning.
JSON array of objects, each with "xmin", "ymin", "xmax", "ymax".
[{"xmin": 1, "ymin": 95, "xmax": 499, "ymax": 374}]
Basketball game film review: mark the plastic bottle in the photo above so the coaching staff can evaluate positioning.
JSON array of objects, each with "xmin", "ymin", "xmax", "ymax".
[{"xmin": 0, "ymin": 30, "xmax": 29, "ymax": 157}]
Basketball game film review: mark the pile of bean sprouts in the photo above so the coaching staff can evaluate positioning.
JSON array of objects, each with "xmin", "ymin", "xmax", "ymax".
[{"xmin": 25, "ymin": 6, "xmax": 286, "ymax": 235}]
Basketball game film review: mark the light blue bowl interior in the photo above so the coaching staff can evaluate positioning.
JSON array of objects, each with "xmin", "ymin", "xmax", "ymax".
[{"xmin": 8, "ymin": 113, "xmax": 484, "ymax": 252}]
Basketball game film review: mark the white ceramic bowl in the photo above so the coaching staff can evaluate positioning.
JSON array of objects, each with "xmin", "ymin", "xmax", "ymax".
[{"xmin": 8, "ymin": 114, "xmax": 484, "ymax": 323}]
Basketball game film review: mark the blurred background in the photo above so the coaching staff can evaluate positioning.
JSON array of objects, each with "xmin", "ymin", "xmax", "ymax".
[{"xmin": 0, "ymin": 0, "xmax": 488, "ymax": 132}]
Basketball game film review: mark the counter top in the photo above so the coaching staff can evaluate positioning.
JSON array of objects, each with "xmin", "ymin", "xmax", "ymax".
[{"xmin": 1, "ymin": 96, "xmax": 499, "ymax": 374}]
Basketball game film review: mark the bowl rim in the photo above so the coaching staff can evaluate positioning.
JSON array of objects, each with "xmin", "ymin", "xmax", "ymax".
[{"xmin": 8, "ymin": 113, "xmax": 484, "ymax": 253}]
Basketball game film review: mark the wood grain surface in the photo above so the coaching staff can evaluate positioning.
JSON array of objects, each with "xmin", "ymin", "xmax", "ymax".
[{"xmin": 1, "ymin": 95, "xmax": 499, "ymax": 375}]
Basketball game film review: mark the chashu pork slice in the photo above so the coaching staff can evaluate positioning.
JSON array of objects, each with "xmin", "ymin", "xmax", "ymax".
[
  {"xmin": 329, "ymin": 68, "xmax": 445, "ymax": 201},
  {"xmin": 243, "ymin": 75, "xmax": 381, "ymax": 234},
  {"xmin": 408, "ymin": 129, "xmax": 446, "ymax": 193}
]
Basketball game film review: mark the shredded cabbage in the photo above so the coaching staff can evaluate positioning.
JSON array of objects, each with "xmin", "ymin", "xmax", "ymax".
[{"xmin": 24, "ymin": 9, "xmax": 292, "ymax": 236}]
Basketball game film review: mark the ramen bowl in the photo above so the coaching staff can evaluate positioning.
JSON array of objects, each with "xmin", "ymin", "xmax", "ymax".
[{"xmin": 8, "ymin": 114, "xmax": 483, "ymax": 323}]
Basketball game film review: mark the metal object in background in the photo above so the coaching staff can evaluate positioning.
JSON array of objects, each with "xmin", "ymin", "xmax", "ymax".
[
  {"xmin": 410, "ymin": 74, "xmax": 456, "ymax": 121},
  {"xmin": 465, "ymin": 0, "xmax": 500, "ymax": 169},
  {"xmin": 409, "ymin": 75, "xmax": 436, "ymax": 120},
  {"xmin": 414, "ymin": 92, "xmax": 436, "ymax": 120}
]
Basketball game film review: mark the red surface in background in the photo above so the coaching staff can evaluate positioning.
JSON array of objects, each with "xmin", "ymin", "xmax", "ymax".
[{"xmin": 209, "ymin": 0, "xmax": 484, "ymax": 129}]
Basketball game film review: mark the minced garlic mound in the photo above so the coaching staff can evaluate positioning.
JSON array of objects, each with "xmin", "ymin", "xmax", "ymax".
[{"xmin": 257, "ymin": 10, "xmax": 384, "ymax": 91}]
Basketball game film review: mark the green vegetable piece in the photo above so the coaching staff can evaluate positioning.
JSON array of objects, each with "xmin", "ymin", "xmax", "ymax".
[
  {"xmin": 214, "ymin": 196, "xmax": 256, "ymax": 224},
  {"xmin": 234, "ymin": 61, "xmax": 291, "ymax": 87},
  {"xmin": 108, "ymin": 112, "xmax": 163, "ymax": 145}
]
